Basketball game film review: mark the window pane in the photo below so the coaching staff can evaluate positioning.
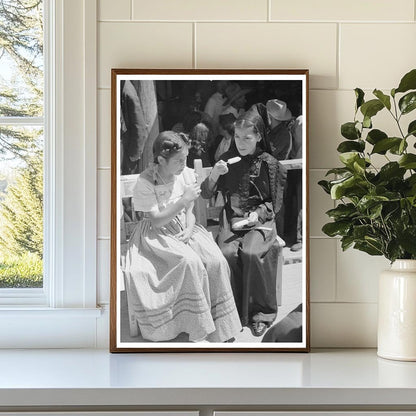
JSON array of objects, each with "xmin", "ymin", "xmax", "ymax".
[
  {"xmin": 0, "ymin": 126, "xmax": 43, "ymax": 288},
  {"xmin": 0, "ymin": 0, "xmax": 44, "ymax": 117}
]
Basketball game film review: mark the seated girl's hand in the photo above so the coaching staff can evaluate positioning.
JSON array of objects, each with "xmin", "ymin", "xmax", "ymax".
[
  {"xmin": 210, "ymin": 160, "xmax": 229, "ymax": 182},
  {"xmin": 231, "ymin": 218, "xmax": 249, "ymax": 230},
  {"xmin": 247, "ymin": 211, "xmax": 259, "ymax": 225},
  {"xmin": 176, "ymin": 227, "xmax": 193, "ymax": 244},
  {"xmin": 182, "ymin": 183, "xmax": 201, "ymax": 203}
]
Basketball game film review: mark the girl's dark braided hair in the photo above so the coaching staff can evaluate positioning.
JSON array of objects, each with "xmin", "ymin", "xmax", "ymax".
[{"xmin": 153, "ymin": 131, "xmax": 190, "ymax": 164}]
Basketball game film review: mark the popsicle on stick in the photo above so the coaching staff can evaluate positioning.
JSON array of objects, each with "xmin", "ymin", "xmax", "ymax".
[{"xmin": 227, "ymin": 156, "xmax": 241, "ymax": 165}]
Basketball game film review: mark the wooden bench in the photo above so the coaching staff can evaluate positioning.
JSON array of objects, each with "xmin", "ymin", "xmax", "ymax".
[
  {"xmin": 119, "ymin": 160, "xmax": 298, "ymax": 335},
  {"xmin": 120, "ymin": 173, "xmax": 140, "ymax": 337}
]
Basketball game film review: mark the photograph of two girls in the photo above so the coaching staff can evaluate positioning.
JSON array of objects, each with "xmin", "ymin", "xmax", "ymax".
[{"xmin": 112, "ymin": 72, "xmax": 309, "ymax": 351}]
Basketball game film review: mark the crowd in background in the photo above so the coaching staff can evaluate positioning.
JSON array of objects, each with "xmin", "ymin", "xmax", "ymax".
[{"xmin": 157, "ymin": 80, "xmax": 302, "ymax": 170}]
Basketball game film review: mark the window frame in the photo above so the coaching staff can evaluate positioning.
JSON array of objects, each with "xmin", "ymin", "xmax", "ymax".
[{"xmin": 0, "ymin": 0, "xmax": 100, "ymax": 348}]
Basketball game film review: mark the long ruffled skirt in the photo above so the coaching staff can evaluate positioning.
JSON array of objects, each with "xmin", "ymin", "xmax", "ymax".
[{"xmin": 124, "ymin": 220, "xmax": 242, "ymax": 342}]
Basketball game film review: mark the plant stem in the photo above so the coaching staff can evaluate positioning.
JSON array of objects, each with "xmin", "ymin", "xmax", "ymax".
[{"xmin": 391, "ymin": 96, "xmax": 407, "ymax": 140}]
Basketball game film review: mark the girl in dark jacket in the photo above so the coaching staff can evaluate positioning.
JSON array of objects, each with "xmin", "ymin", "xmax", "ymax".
[{"xmin": 201, "ymin": 104, "xmax": 287, "ymax": 336}]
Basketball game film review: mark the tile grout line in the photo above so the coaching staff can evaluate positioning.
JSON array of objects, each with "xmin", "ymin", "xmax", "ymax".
[
  {"xmin": 333, "ymin": 227, "xmax": 339, "ymax": 303},
  {"xmin": 97, "ymin": 19, "xmax": 415, "ymax": 24},
  {"xmin": 193, "ymin": 22, "xmax": 197, "ymax": 69},
  {"xmin": 268, "ymin": 0, "xmax": 271, "ymax": 22},
  {"xmin": 311, "ymin": 301, "xmax": 378, "ymax": 305},
  {"xmin": 336, "ymin": 22, "xmax": 340, "ymax": 90},
  {"xmin": 130, "ymin": 0, "xmax": 133, "ymax": 20},
  {"xmin": 333, "ymin": 192, "xmax": 340, "ymax": 303}
]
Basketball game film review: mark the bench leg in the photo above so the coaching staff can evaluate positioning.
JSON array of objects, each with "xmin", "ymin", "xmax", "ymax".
[{"xmin": 123, "ymin": 271, "xmax": 139, "ymax": 338}]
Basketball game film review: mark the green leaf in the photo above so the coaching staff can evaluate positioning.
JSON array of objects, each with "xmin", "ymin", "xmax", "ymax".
[
  {"xmin": 408, "ymin": 120, "xmax": 416, "ymax": 138},
  {"xmin": 353, "ymin": 158, "xmax": 366, "ymax": 174},
  {"xmin": 399, "ymin": 92, "xmax": 416, "ymax": 115},
  {"xmin": 360, "ymin": 99, "xmax": 384, "ymax": 119},
  {"xmin": 373, "ymin": 89, "xmax": 391, "ymax": 110},
  {"xmin": 366, "ymin": 129, "xmax": 388, "ymax": 145},
  {"xmin": 357, "ymin": 195, "xmax": 389, "ymax": 212},
  {"xmin": 406, "ymin": 174, "xmax": 416, "ymax": 187},
  {"xmin": 326, "ymin": 203, "xmax": 357, "ymax": 220},
  {"xmin": 371, "ymin": 137, "xmax": 402, "ymax": 154},
  {"xmin": 369, "ymin": 203, "xmax": 383, "ymax": 220},
  {"xmin": 398, "ymin": 227, "xmax": 416, "ymax": 255},
  {"xmin": 362, "ymin": 116, "xmax": 372, "ymax": 129},
  {"xmin": 391, "ymin": 88, "xmax": 396, "ymax": 98},
  {"xmin": 389, "ymin": 139, "xmax": 408, "ymax": 155},
  {"xmin": 337, "ymin": 140, "xmax": 365, "ymax": 153},
  {"xmin": 399, "ymin": 154, "xmax": 416, "ymax": 169},
  {"xmin": 396, "ymin": 69, "xmax": 416, "ymax": 94},
  {"xmin": 354, "ymin": 241, "xmax": 383, "ymax": 256},
  {"xmin": 339, "ymin": 152, "xmax": 360, "ymax": 167},
  {"xmin": 399, "ymin": 139, "xmax": 407, "ymax": 154},
  {"xmin": 355, "ymin": 88, "xmax": 365, "ymax": 110},
  {"xmin": 378, "ymin": 162, "xmax": 406, "ymax": 181},
  {"xmin": 330, "ymin": 175, "xmax": 366, "ymax": 200},
  {"xmin": 322, "ymin": 221, "xmax": 351, "ymax": 237},
  {"xmin": 330, "ymin": 176, "xmax": 354, "ymax": 199},
  {"xmin": 386, "ymin": 240, "xmax": 402, "ymax": 263},
  {"xmin": 341, "ymin": 235, "xmax": 355, "ymax": 251},
  {"xmin": 318, "ymin": 180, "xmax": 331, "ymax": 194},
  {"xmin": 325, "ymin": 167, "xmax": 352, "ymax": 176},
  {"xmin": 341, "ymin": 122, "xmax": 360, "ymax": 140}
]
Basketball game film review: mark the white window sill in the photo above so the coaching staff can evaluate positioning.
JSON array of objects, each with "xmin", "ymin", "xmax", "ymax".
[
  {"xmin": 0, "ymin": 308, "xmax": 103, "ymax": 348},
  {"xmin": 0, "ymin": 349, "xmax": 415, "ymax": 410},
  {"xmin": 0, "ymin": 307, "xmax": 102, "ymax": 316}
]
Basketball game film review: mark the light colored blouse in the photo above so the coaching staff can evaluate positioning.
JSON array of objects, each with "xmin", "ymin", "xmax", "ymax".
[{"xmin": 132, "ymin": 166, "xmax": 196, "ymax": 227}]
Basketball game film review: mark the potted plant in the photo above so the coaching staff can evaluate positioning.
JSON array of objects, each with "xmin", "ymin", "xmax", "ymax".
[{"xmin": 319, "ymin": 68, "xmax": 416, "ymax": 361}]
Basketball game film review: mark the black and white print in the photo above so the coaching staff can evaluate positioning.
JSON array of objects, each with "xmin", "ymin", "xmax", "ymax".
[{"xmin": 111, "ymin": 71, "xmax": 309, "ymax": 352}]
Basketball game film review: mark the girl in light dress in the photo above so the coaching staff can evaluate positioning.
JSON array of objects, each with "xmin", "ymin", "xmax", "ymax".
[{"xmin": 124, "ymin": 131, "xmax": 241, "ymax": 343}]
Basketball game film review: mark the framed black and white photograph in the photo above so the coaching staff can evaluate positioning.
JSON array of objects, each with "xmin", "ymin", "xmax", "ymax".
[{"xmin": 110, "ymin": 69, "xmax": 310, "ymax": 352}]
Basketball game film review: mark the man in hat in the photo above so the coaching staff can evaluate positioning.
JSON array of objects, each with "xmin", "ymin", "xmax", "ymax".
[
  {"xmin": 267, "ymin": 99, "xmax": 303, "ymax": 252},
  {"xmin": 266, "ymin": 98, "xmax": 294, "ymax": 161},
  {"xmin": 221, "ymin": 82, "xmax": 251, "ymax": 119},
  {"xmin": 204, "ymin": 80, "xmax": 229, "ymax": 137}
]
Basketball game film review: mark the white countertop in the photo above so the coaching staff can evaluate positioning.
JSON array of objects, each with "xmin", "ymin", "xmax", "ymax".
[{"xmin": 0, "ymin": 348, "xmax": 416, "ymax": 408}]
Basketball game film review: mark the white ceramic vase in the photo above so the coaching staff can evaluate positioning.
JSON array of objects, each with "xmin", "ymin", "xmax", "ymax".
[{"xmin": 378, "ymin": 259, "xmax": 416, "ymax": 361}]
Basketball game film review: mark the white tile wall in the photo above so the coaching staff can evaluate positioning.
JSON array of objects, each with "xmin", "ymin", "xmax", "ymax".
[
  {"xmin": 99, "ymin": 0, "xmax": 131, "ymax": 21},
  {"xmin": 310, "ymin": 239, "xmax": 336, "ymax": 302},
  {"xmin": 196, "ymin": 23, "xmax": 338, "ymax": 89},
  {"xmin": 97, "ymin": 239, "xmax": 110, "ymax": 304},
  {"xmin": 309, "ymin": 90, "xmax": 354, "ymax": 169},
  {"xmin": 97, "ymin": 169, "xmax": 111, "ymax": 239},
  {"xmin": 98, "ymin": 22, "xmax": 193, "ymax": 88},
  {"xmin": 340, "ymin": 24, "xmax": 416, "ymax": 90},
  {"xmin": 311, "ymin": 303, "xmax": 378, "ymax": 347},
  {"xmin": 309, "ymin": 170, "xmax": 334, "ymax": 237},
  {"xmin": 270, "ymin": 0, "xmax": 415, "ymax": 22},
  {"xmin": 132, "ymin": 0, "xmax": 268, "ymax": 21},
  {"xmin": 98, "ymin": 89, "xmax": 111, "ymax": 168},
  {"xmin": 96, "ymin": 0, "xmax": 416, "ymax": 347},
  {"xmin": 336, "ymin": 246, "xmax": 389, "ymax": 303}
]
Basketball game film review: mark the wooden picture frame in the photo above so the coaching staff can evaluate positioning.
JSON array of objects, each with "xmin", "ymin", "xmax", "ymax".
[{"xmin": 110, "ymin": 69, "xmax": 310, "ymax": 352}]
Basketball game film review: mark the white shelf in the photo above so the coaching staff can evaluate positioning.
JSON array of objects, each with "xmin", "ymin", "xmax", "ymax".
[{"xmin": 0, "ymin": 349, "xmax": 416, "ymax": 409}]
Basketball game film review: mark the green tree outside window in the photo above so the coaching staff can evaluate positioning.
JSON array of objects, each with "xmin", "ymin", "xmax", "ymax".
[{"xmin": 0, "ymin": 0, "xmax": 44, "ymax": 288}]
